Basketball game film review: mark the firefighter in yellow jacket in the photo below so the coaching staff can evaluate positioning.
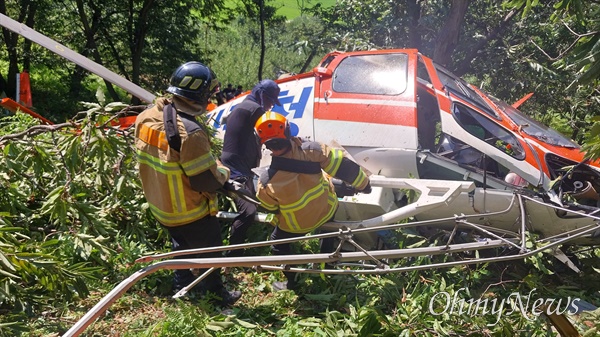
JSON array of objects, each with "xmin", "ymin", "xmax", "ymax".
[
  {"xmin": 254, "ymin": 112, "xmax": 371, "ymax": 291},
  {"xmin": 135, "ymin": 61, "xmax": 241, "ymax": 305}
]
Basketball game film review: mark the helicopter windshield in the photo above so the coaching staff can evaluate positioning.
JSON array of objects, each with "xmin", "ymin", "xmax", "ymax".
[
  {"xmin": 489, "ymin": 97, "xmax": 579, "ymax": 148},
  {"xmin": 433, "ymin": 64, "xmax": 499, "ymax": 119}
]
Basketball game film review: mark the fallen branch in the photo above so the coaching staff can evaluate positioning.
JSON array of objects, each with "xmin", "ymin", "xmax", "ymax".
[{"xmin": 0, "ymin": 122, "xmax": 78, "ymax": 145}]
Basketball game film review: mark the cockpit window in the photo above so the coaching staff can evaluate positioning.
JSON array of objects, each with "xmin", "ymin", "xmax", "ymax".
[
  {"xmin": 332, "ymin": 54, "xmax": 408, "ymax": 95},
  {"xmin": 488, "ymin": 97, "xmax": 579, "ymax": 148},
  {"xmin": 434, "ymin": 64, "xmax": 499, "ymax": 119},
  {"xmin": 453, "ymin": 103, "xmax": 526, "ymax": 160}
]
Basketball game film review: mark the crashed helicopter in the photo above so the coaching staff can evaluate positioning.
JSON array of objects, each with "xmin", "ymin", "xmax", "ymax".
[
  {"xmin": 1, "ymin": 13, "xmax": 599, "ymax": 336},
  {"xmin": 69, "ymin": 48, "xmax": 600, "ymax": 337},
  {"xmin": 210, "ymin": 48, "xmax": 600, "ymax": 248}
]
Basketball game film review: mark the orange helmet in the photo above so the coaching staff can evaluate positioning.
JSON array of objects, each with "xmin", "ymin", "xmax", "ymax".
[{"xmin": 255, "ymin": 112, "xmax": 290, "ymax": 145}]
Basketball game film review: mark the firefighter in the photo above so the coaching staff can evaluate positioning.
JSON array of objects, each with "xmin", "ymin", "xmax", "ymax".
[
  {"xmin": 220, "ymin": 79, "xmax": 281, "ymax": 256},
  {"xmin": 134, "ymin": 61, "xmax": 241, "ymax": 305},
  {"xmin": 254, "ymin": 112, "xmax": 372, "ymax": 291}
]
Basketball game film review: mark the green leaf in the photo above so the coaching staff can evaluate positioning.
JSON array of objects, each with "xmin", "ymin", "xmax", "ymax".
[
  {"xmin": 234, "ymin": 318, "xmax": 257, "ymax": 328},
  {"xmin": 0, "ymin": 252, "xmax": 16, "ymax": 272}
]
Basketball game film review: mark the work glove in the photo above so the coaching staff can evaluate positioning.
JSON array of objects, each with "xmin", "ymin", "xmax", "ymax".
[
  {"xmin": 222, "ymin": 180, "xmax": 261, "ymax": 205},
  {"xmin": 332, "ymin": 179, "xmax": 372, "ymax": 197},
  {"xmin": 331, "ymin": 178, "xmax": 357, "ymax": 197}
]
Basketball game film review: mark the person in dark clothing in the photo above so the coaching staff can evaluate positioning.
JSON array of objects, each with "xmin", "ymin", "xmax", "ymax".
[
  {"xmin": 223, "ymin": 83, "xmax": 235, "ymax": 101},
  {"xmin": 213, "ymin": 82, "xmax": 226, "ymax": 105},
  {"xmin": 234, "ymin": 85, "xmax": 243, "ymax": 97},
  {"xmin": 221, "ymin": 79, "xmax": 282, "ymax": 256}
]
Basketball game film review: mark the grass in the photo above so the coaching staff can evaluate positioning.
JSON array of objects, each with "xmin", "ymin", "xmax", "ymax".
[
  {"xmin": 24, "ymin": 246, "xmax": 600, "ymax": 336},
  {"xmin": 273, "ymin": 0, "xmax": 337, "ymax": 19}
]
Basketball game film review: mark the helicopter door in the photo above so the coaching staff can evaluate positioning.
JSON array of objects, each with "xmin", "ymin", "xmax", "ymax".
[{"xmin": 313, "ymin": 51, "xmax": 420, "ymax": 178}]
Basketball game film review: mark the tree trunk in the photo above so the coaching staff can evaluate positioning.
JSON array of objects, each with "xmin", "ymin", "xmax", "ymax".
[
  {"xmin": 258, "ymin": 0, "xmax": 265, "ymax": 81},
  {"xmin": 454, "ymin": 4, "xmax": 524, "ymax": 76},
  {"xmin": 0, "ymin": 0, "xmax": 32, "ymax": 100},
  {"xmin": 299, "ymin": 47, "xmax": 318, "ymax": 74},
  {"xmin": 129, "ymin": 0, "xmax": 154, "ymax": 105},
  {"xmin": 433, "ymin": 0, "xmax": 470, "ymax": 67},
  {"xmin": 71, "ymin": 0, "xmax": 119, "ymax": 102},
  {"xmin": 22, "ymin": 1, "xmax": 37, "ymax": 72},
  {"xmin": 406, "ymin": 0, "xmax": 422, "ymax": 49}
]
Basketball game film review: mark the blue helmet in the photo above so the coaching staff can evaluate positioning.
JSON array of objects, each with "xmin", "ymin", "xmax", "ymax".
[{"xmin": 167, "ymin": 62, "xmax": 218, "ymax": 104}]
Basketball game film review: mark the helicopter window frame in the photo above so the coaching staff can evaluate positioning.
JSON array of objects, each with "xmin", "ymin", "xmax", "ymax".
[
  {"xmin": 452, "ymin": 102, "xmax": 526, "ymax": 160},
  {"xmin": 434, "ymin": 65, "xmax": 499, "ymax": 120},
  {"xmin": 332, "ymin": 53, "xmax": 408, "ymax": 95},
  {"xmin": 417, "ymin": 56, "xmax": 432, "ymax": 84}
]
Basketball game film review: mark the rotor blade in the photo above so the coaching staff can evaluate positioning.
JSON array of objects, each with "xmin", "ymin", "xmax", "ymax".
[{"xmin": 0, "ymin": 13, "xmax": 156, "ymax": 103}]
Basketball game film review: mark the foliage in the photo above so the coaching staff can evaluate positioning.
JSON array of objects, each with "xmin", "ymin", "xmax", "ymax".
[
  {"xmin": 502, "ymin": 0, "xmax": 600, "ymax": 145},
  {"xmin": 1, "ymin": 0, "xmax": 600, "ymax": 335},
  {"xmin": 0, "ymin": 105, "xmax": 163, "ymax": 333}
]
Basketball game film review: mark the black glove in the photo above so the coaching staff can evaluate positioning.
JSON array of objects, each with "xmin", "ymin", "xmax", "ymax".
[
  {"xmin": 331, "ymin": 178, "xmax": 357, "ymax": 197},
  {"xmin": 221, "ymin": 180, "xmax": 261, "ymax": 205}
]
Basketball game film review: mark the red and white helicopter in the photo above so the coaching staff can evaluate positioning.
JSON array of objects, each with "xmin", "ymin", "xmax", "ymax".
[
  {"xmin": 2, "ymin": 14, "xmax": 598, "ymax": 335},
  {"xmin": 210, "ymin": 48, "xmax": 600, "ymax": 250}
]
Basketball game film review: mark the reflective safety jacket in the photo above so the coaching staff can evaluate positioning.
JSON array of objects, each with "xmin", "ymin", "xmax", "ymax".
[
  {"xmin": 135, "ymin": 97, "xmax": 229, "ymax": 227},
  {"xmin": 256, "ymin": 138, "xmax": 369, "ymax": 234}
]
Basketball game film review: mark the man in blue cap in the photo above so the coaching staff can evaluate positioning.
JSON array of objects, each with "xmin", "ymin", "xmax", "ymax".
[{"xmin": 221, "ymin": 79, "xmax": 282, "ymax": 255}]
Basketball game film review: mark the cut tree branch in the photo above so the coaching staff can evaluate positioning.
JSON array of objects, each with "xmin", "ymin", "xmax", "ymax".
[{"xmin": 0, "ymin": 122, "xmax": 77, "ymax": 145}]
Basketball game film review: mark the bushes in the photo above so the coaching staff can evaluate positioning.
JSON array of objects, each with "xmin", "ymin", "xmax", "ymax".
[{"xmin": 0, "ymin": 105, "xmax": 160, "ymax": 321}]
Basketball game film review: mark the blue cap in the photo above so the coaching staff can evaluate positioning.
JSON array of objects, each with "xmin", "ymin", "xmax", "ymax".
[{"xmin": 258, "ymin": 79, "xmax": 281, "ymax": 106}]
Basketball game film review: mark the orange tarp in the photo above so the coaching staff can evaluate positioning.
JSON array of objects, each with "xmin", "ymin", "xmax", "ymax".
[{"xmin": 110, "ymin": 116, "xmax": 137, "ymax": 129}]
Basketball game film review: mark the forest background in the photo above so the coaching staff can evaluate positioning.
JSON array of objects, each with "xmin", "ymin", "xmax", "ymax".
[{"xmin": 1, "ymin": 0, "xmax": 600, "ymax": 336}]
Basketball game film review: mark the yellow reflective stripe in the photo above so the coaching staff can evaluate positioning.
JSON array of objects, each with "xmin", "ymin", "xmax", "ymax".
[
  {"xmin": 138, "ymin": 124, "xmax": 168, "ymax": 150},
  {"xmin": 190, "ymin": 79, "xmax": 203, "ymax": 90},
  {"xmin": 280, "ymin": 193, "xmax": 338, "ymax": 233},
  {"xmin": 137, "ymin": 151, "xmax": 181, "ymax": 173},
  {"xmin": 149, "ymin": 203, "xmax": 210, "ymax": 226},
  {"xmin": 323, "ymin": 149, "xmax": 344, "ymax": 175},
  {"xmin": 319, "ymin": 193, "xmax": 338, "ymax": 226},
  {"xmin": 280, "ymin": 179, "xmax": 327, "ymax": 213},
  {"xmin": 278, "ymin": 179, "xmax": 329, "ymax": 232},
  {"xmin": 168, "ymin": 173, "xmax": 186, "ymax": 213},
  {"xmin": 179, "ymin": 76, "xmax": 192, "ymax": 88},
  {"xmin": 181, "ymin": 152, "xmax": 215, "ymax": 176},
  {"xmin": 208, "ymin": 197, "xmax": 218, "ymax": 215},
  {"xmin": 282, "ymin": 210, "xmax": 301, "ymax": 232},
  {"xmin": 137, "ymin": 150, "xmax": 189, "ymax": 217},
  {"xmin": 351, "ymin": 170, "xmax": 367, "ymax": 188},
  {"xmin": 257, "ymin": 195, "xmax": 278, "ymax": 211}
]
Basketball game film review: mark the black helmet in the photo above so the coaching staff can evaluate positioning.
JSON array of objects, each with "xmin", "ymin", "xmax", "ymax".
[{"xmin": 167, "ymin": 62, "xmax": 218, "ymax": 103}]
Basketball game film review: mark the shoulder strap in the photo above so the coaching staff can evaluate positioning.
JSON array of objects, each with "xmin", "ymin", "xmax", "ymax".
[
  {"xmin": 259, "ymin": 156, "xmax": 322, "ymax": 185},
  {"xmin": 163, "ymin": 103, "xmax": 181, "ymax": 152}
]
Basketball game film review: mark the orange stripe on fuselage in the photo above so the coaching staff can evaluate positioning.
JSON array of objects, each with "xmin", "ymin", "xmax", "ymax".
[{"xmin": 315, "ymin": 98, "xmax": 417, "ymax": 127}]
